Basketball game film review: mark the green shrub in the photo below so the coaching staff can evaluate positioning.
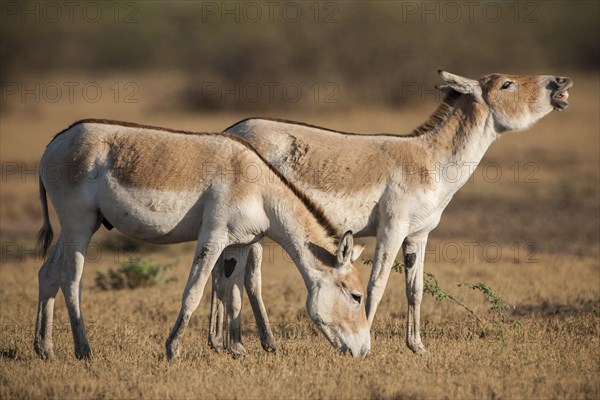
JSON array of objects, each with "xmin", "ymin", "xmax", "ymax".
[
  {"xmin": 363, "ymin": 259, "xmax": 511, "ymax": 328},
  {"xmin": 95, "ymin": 256, "xmax": 178, "ymax": 290}
]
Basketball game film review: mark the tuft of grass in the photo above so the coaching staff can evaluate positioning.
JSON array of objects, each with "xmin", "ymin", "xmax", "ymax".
[{"xmin": 95, "ymin": 256, "xmax": 178, "ymax": 290}]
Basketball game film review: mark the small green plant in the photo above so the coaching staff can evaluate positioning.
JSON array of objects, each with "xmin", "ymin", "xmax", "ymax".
[
  {"xmin": 424, "ymin": 272, "xmax": 485, "ymax": 326},
  {"xmin": 458, "ymin": 282, "xmax": 510, "ymax": 322},
  {"xmin": 95, "ymin": 256, "xmax": 178, "ymax": 290},
  {"xmin": 363, "ymin": 259, "xmax": 404, "ymax": 273},
  {"xmin": 391, "ymin": 260, "xmax": 404, "ymax": 273},
  {"xmin": 363, "ymin": 259, "xmax": 484, "ymax": 325},
  {"xmin": 363, "ymin": 259, "xmax": 513, "ymax": 328}
]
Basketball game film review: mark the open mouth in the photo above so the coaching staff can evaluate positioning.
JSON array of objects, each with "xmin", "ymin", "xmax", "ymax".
[{"xmin": 551, "ymin": 82, "xmax": 573, "ymax": 110}]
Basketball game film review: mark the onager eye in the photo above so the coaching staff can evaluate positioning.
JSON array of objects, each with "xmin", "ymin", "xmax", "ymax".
[
  {"xmin": 350, "ymin": 291, "xmax": 363, "ymax": 304},
  {"xmin": 501, "ymin": 81, "xmax": 514, "ymax": 90}
]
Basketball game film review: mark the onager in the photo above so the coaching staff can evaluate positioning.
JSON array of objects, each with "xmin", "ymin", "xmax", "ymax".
[
  {"xmin": 211, "ymin": 70, "xmax": 572, "ymax": 354},
  {"xmin": 34, "ymin": 119, "xmax": 370, "ymax": 360}
]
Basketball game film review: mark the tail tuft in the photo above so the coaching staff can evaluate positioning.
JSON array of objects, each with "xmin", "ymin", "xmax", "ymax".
[
  {"xmin": 36, "ymin": 225, "xmax": 53, "ymax": 260},
  {"xmin": 36, "ymin": 178, "xmax": 53, "ymax": 259}
]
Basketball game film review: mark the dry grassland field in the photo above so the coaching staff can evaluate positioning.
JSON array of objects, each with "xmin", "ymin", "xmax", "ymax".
[{"xmin": 1, "ymin": 73, "xmax": 599, "ymax": 399}]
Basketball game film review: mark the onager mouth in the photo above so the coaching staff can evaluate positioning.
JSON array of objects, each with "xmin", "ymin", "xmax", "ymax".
[
  {"xmin": 319, "ymin": 323, "xmax": 364, "ymax": 358},
  {"xmin": 551, "ymin": 81, "xmax": 573, "ymax": 111}
]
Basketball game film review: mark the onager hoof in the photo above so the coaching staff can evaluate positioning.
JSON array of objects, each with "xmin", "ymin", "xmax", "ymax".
[
  {"xmin": 75, "ymin": 345, "xmax": 92, "ymax": 360},
  {"xmin": 166, "ymin": 339, "xmax": 181, "ymax": 361},
  {"xmin": 414, "ymin": 347, "xmax": 429, "ymax": 356},
  {"xmin": 408, "ymin": 342, "xmax": 429, "ymax": 356},
  {"xmin": 260, "ymin": 339, "xmax": 278, "ymax": 353},
  {"xmin": 34, "ymin": 342, "xmax": 55, "ymax": 361},
  {"xmin": 228, "ymin": 342, "xmax": 248, "ymax": 359},
  {"xmin": 208, "ymin": 335, "xmax": 225, "ymax": 353}
]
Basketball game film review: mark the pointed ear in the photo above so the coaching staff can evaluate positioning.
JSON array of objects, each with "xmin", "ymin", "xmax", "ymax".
[
  {"xmin": 351, "ymin": 244, "xmax": 365, "ymax": 262},
  {"xmin": 336, "ymin": 231, "xmax": 355, "ymax": 266},
  {"xmin": 437, "ymin": 70, "xmax": 481, "ymax": 97}
]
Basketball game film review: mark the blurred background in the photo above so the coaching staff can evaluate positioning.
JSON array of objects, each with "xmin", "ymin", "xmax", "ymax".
[{"xmin": 1, "ymin": 1, "xmax": 598, "ymax": 110}]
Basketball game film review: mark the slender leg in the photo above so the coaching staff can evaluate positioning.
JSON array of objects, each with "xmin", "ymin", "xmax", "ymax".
[
  {"xmin": 365, "ymin": 225, "xmax": 407, "ymax": 328},
  {"xmin": 209, "ymin": 247, "xmax": 250, "ymax": 357},
  {"xmin": 244, "ymin": 242, "xmax": 277, "ymax": 352},
  {"xmin": 404, "ymin": 235, "xmax": 428, "ymax": 354},
  {"xmin": 219, "ymin": 246, "xmax": 249, "ymax": 358},
  {"xmin": 223, "ymin": 254, "xmax": 247, "ymax": 358},
  {"xmin": 34, "ymin": 235, "xmax": 64, "ymax": 360},
  {"xmin": 208, "ymin": 255, "xmax": 225, "ymax": 352},
  {"xmin": 60, "ymin": 230, "xmax": 94, "ymax": 359},
  {"xmin": 166, "ymin": 232, "xmax": 228, "ymax": 360}
]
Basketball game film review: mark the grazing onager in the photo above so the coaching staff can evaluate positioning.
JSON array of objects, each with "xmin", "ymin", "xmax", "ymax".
[
  {"xmin": 211, "ymin": 70, "xmax": 572, "ymax": 354},
  {"xmin": 34, "ymin": 120, "xmax": 370, "ymax": 360}
]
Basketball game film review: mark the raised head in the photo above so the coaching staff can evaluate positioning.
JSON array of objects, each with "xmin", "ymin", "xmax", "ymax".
[
  {"xmin": 437, "ymin": 70, "xmax": 572, "ymax": 132},
  {"xmin": 305, "ymin": 231, "xmax": 369, "ymax": 358}
]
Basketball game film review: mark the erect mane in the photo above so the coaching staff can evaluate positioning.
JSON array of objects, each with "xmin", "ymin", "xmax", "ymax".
[
  {"xmin": 223, "ymin": 91, "xmax": 461, "ymax": 139},
  {"xmin": 408, "ymin": 90, "xmax": 460, "ymax": 137},
  {"xmin": 51, "ymin": 119, "xmax": 339, "ymax": 240}
]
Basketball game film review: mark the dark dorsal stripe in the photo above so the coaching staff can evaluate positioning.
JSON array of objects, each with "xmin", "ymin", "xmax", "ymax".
[
  {"xmin": 51, "ymin": 119, "xmax": 339, "ymax": 240},
  {"xmin": 223, "ymin": 91, "xmax": 460, "ymax": 139}
]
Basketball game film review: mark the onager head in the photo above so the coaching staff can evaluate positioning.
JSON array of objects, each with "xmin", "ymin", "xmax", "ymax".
[
  {"xmin": 438, "ymin": 70, "xmax": 572, "ymax": 132},
  {"xmin": 305, "ymin": 231, "xmax": 369, "ymax": 358}
]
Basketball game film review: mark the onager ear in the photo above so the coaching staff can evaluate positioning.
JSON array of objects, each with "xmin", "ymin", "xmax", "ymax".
[
  {"xmin": 351, "ymin": 244, "xmax": 365, "ymax": 262},
  {"xmin": 337, "ymin": 231, "xmax": 355, "ymax": 266},
  {"xmin": 437, "ymin": 70, "xmax": 482, "ymax": 97}
]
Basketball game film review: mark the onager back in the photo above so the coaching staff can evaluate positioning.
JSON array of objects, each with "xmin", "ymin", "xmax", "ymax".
[
  {"xmin": 34, "ymin": 120, "xmax": 370, "ymax": 360},
  {"xmin": 212, "ymin": 70, "xmax": 572, "ymax": 354}
]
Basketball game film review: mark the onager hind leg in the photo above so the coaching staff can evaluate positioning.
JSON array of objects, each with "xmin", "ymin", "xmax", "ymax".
[
  {"xmin": 244, "ymin": 242, "xmax": 277, "ymax": 352},
  {"xmin": 210, "ymin": 242, "xmax": 277, "ymax": 354},
  {"xmin": 403, "ymin": 235, "xmax": 429, "ymax": 355},
  {"xmin": 60, "ymin": 216, "xmax": 98, "ymax": 359},
  {"xmin": 34, "ymin": 235, "xmax": 64, "ymax": 360},
  {"xmin": 208, "ymin": 255, "xmax": 226, "ymax": 352},
  {"xmin": 209, "ymin": 247, "xmax": 250, "ymax": 358},
  {"xmin": 221, "ymin": 246, "xmax": 249, "ymax": 358},
  {"xmin": 166, "ymin": 226, "xmax": 229, "ymax": 360}
]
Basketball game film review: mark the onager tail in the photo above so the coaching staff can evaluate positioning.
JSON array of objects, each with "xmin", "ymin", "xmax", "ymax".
[{"xmin": 36, "ymin": 177, "xmax": 53, "ymax": 259}]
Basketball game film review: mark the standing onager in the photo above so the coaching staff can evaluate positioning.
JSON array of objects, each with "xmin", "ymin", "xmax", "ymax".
[
  {"xmin": 35, "ymin": 119, "xmax": 370, "ymax": 360},
  {"xmin": 212, "ymin": 70, "xmax": 572, "ymax": 354}
]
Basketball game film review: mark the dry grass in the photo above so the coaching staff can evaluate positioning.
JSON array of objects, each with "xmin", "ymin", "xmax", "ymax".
[{"xmin": 1, "ymin": 72, "xmax": 598, "ymax": 399}]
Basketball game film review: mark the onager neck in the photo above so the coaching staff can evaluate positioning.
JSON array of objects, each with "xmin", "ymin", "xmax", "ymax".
[
  {"xmin": 264, "ymin": 188, "xmax": 337, "ymax": 288},
  {"xmin": 415, "ymin": 92, "xmax": 498, "ymax": 191}
]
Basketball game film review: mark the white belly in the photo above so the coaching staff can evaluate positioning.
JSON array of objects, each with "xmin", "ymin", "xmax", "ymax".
[{"xmin": 97, "ymin": 176, "xmax": 204, "ymax": 243}]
